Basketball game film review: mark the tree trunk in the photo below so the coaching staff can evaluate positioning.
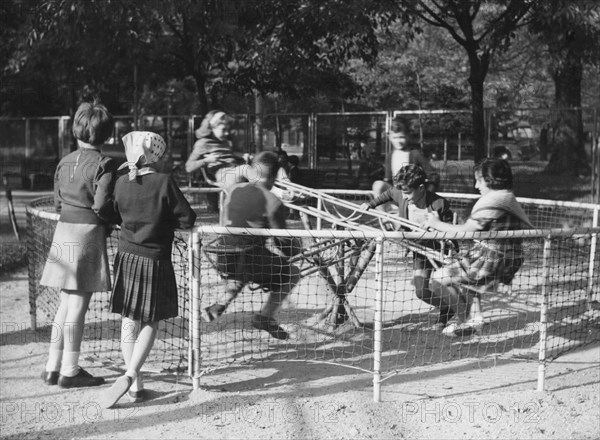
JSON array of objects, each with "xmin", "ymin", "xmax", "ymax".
[
  {"xmin": 193, "ymin": 73, "xmax": 208, "ymax": 116},
  {"xmin": 467, "ymin": 57, "xmax": 487, "ymax": 163},
  {"xmin": 545, "ymin": 53, "xmax": 589, "ymax": 176}
]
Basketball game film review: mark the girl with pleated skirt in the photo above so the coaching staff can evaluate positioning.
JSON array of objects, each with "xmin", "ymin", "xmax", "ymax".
[{"xmin": 99, "ymin": 131, "xmax": 196, "ymax": 408}]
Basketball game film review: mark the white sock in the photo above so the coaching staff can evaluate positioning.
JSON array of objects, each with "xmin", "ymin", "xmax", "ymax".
[
  {"xmin": 125, "ymin": 369, "xmax": 137, "ymax": 382},
  {"xmin": 45, "ymin": 349, "xmax": 63, "ymax": 372},
  {"xmin": 129, "ymin": 372, "xmax": 143, "ymax": 392},
  {"xmin": 59, "ymin": 351, "xmax": 80, "ymax": 377}
]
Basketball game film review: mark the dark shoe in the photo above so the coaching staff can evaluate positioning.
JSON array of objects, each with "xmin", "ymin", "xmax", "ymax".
[
  {"xmin": 436, "ymin": 307, "xmax": 455, "ymax": 326},
  {"xmin": 127, "ymin": 389, "xmax": 146, "ymax": 403},
  {"xmin": 252, "ymin": 314, "xmax": 289, "ymax": 340},
  {"xmin": 202, "ymin": 303, "xmax": 227, "ymax": 322},
  {"xmin": 99, "ymin": 375, "xmax": 133, "ymax": 409},
  {"xmin": 41, "ymin": 370, "xmax": 59, "ymax": 386},
  {"xmin": 58, "ymin": 368, "xmax": 105, "ymax": 389}
]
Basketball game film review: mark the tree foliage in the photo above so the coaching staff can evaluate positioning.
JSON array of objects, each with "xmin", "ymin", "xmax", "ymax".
[
  {"xmin": 346, "ymin": 23, "xmax": 470, "ymax": 110},
  {"xmin": 394, "ymin": 0, "xmax": 533, "ymax": 161},
  {"xmin": 1, "ymin": 0, "xmax": 391, "ymax": 116},
  {"xmin": 528, "ymin": 0, "xmax": 600, "ymax": 175}
]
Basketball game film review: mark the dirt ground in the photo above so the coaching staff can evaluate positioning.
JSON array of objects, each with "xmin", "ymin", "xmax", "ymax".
[
  {"xmin": 1, "ymin": 188, "xmax": 599, "ymax": 439},
  {"xmin": 1, "ymin": 266, "xmax": 599, "ymax": 440}
]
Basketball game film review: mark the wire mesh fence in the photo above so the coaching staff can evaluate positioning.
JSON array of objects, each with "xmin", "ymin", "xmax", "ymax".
[
  {"xmin": 5, "ymin": 107, "xmax": 597, "ymax": 199},
  {"xmin": 26, "ymin": 190, "xmax": 600, "ymax": 398}
]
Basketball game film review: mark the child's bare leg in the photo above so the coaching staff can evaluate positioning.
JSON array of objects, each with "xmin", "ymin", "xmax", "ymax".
[
  {"xmin": 101, "ymin": 320, "xmax": 157, "ymax": 408},
  {"xmin": 413, "ymin": 260, "xmax": 433, "ymax": 304},
  {"xmin": 126, "ymin": 321, "xmax": 158, "ymax": 379},
  {"xmin": 120, "ymin": 317, "xmax": 143, "ymax": 391},
  {"xmin": 60, "ymin": 290, "xmax": 92, "ymax": 376},
  {"xmin": 260, "ymin": 266, "xmax": 300, "ymax": 319},
  {"xmin": 45, "ymin": 291, "xmax": 69, "ymax": 373},
  {"xmin": 465, "ymin": 292, "xmax": 483, "ymax": 323},
  {"xmin": 431, "ymin": 281, "xmax": 469, "ymax": 323}
]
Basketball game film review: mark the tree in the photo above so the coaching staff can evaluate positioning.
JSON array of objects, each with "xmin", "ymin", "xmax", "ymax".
[
  {"xmin": 226, "ymin": 0, "xmax": 397, "ymax": 149},
  {"xmin": 346, "ymin": 23, "xmax": 470, "ymax": 110},
  {"xmin": 1, "ymin": 0, "xmax": 153, "ymax": 116},
  {"xmin": 396, "ymin": 0, "xmax": 533, "ymax": 162},
  {"xmin": 528, "ymin": 0, "xmax": 600, "ymax": 176},
  {"xmin": 2, "ymin": 0, "xmax": 393, "ymax": 120}
]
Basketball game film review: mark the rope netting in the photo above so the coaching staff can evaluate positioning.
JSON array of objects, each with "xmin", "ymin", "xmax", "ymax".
[
  {"xmin": 193, "ymin": 227, "xmax": 600, "ymax": 379},
  {"xmin": 26, "ymin": 197, "xmax": 191, "ymax": 372},
  {"xmin": 26, "ymin": 190, "xmax": 600, "ymax": 384}
]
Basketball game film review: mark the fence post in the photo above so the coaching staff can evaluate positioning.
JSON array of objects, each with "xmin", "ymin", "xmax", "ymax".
[
  {"xmin": 25, "ymin": 118, "xmax": 31, "ymax": 158},
  {"xmin": 316, "ymin": 196, "xmax": 323, "ymax": 230},
  {"xmin": 486, "ymin": 108, "xmax": 492, "ymax": 157},
  {"xmin": 188, "ymin": 115, "xmax": 195, "ymax": 188},
  {"xmin": 26, "ymin": 208, "xmax": 37, "ymax": 331},
  {"xmin": 588, "ymin": 207, "xmax": 599, "ymax": 303},
  {"xmin": 308, "ymin": 113, "xmax": 316, "ymax": 169},
  {"xmin": 373, "ymin": 236, "xmax": 385, "ymax": 402},
  {"xmin": 537, "ymin": 236, "xmax": 552, "ymax": 392},
  {"xmin": 189, "ymin": 231, "xmax": 202, "ymax": 389}
]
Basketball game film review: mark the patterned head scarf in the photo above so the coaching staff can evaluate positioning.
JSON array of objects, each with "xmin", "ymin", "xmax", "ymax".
[{"xmin": 119, "ymin": 131, "xmax": 167, "ymax": 181}]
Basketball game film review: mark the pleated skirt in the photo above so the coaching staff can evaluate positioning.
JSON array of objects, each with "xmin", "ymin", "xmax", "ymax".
[
  {"xmin": 110, "ymin": 251, "xmax": 179, "ymax": 322},
  {"xmin": 40, "ymin": 221, "xmax": 111, "ymax": 292}
]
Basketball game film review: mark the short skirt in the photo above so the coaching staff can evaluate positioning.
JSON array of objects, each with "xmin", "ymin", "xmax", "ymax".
[
  {"xmin": 40, "ymin": 221, "xmax": 111, "ymax": 292},
  {"xmin": 110, "ymin": 251, "xmax": 179, "ymax": 322},
  {"xmin": 447, "ymin": 242, "xmax": 523, "ymax": 286}
]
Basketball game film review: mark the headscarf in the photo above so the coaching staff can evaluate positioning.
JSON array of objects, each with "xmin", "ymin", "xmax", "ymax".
[{"xmin": 118, "ymin": 131, "xmax": 167, "ymax": 181}]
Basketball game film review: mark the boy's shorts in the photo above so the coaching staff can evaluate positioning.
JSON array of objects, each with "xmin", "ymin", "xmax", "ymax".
[{"xmin": 216, "ymin": 246, "xmax": 296, "ymax": 291}]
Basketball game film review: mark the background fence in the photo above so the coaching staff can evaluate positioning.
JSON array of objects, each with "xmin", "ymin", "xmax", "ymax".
[
  {"xmin": 26, "ymin": 189, "xmax": 600, "ymax": 400},
  {"xmin": 3, "ymin": 108, "xmax": 598, "ymax": 200}
]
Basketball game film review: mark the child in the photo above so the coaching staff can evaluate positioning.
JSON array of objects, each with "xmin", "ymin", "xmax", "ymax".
[
  {"xmin": 185, "ymin": 110, "xmax": 247, "ymax": 188},
  {"xmin": 372, "ymin": 117, "xmax": 439, "ymax": 211},
  {"xmin": 202, "ymin": 151, "xmax": 302, "ymax": 340},
  {"xmin": 99, "ymin": 131, "xmax": 196, "ymax": 408},
  {"xmin": 361, "ymin": 164, "xmax": 455, "ymax": 325},
  {"xmin": 40, "ymin": 101, "xmax": 116, "ymax": 388},
  {"xmin": 424, "ymin": 157, "xmax": 533, "ymax": 337}
]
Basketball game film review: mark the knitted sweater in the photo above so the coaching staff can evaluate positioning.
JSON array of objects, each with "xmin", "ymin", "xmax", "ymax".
[{"xmin": 113, "ymin": 172, "xmax": 197, "ymax": 260}]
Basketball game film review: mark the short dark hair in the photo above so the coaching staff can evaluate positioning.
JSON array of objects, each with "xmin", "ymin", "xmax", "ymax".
[
  {"xmin": 390, "ymin": 116, "xmax": 410, "ymax": 134},
  {"xmin": 474, "ymin": 157, "xmax": 513, "ymax": 190},
  {"xmin": 253, "ymin": 151, "xmax": 280, "ymax": 178},
  {"xmin": 72, "ymin": 102, "xmax": 113, "ymax": 145},
  {"xmin": 393, "ymin": 164, "xmax": 427, "ymax": 189}
]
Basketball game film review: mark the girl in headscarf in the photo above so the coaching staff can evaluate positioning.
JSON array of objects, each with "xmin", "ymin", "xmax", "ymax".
[{"xmin": 99, "ymin": 131, "xmax": 196, "ymax": 408}]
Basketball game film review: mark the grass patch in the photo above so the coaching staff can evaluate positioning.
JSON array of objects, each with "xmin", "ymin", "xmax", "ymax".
[
  {"xmin": 0, "ymin": 230, "xmax": 28, "ymax": 276},
  {"xmin": 511, "ymin": 162, "xmax": 594, "ymax": 203}
]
